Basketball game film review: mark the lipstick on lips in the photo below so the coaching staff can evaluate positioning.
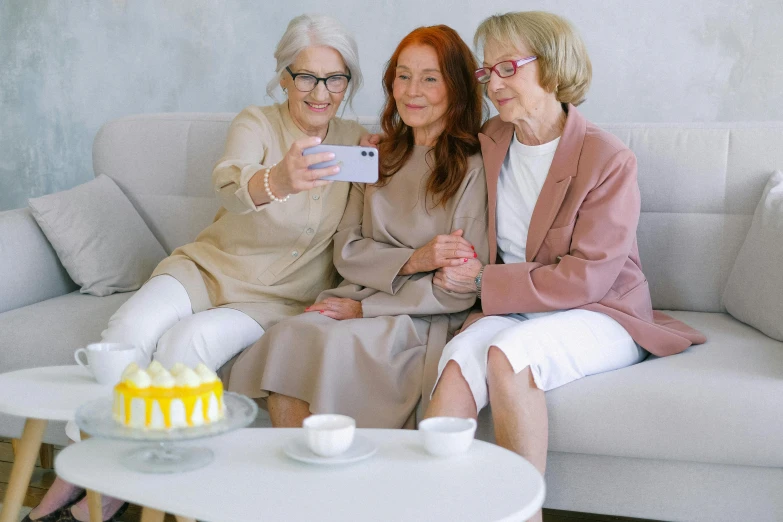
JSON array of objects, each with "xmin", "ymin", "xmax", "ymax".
[
  {"xmin": 306, "ymin": 101, "xmax": 330, "ymax": 112},
  {"xmin": 405, "ymin": 103, "xmax": 426, "ymax": 110}
]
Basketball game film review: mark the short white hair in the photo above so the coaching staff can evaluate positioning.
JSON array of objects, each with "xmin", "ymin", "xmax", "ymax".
[{"xmin": 266, "ymin": 14, "xmax": 363, "ymax": 109}]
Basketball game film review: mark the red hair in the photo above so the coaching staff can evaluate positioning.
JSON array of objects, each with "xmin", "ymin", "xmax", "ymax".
[{"xmin": 377, "ymin": 25, "xmax": 484, "ymax": 206}]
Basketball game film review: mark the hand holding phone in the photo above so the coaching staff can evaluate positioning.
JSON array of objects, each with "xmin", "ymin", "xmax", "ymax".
[
  {"xmin": 303, "ymin": 144, "xmax": 379, "ymax": 183},
  {"xmin": 258, "ymin": 136, "xmax": 342, "ymax": 202}
]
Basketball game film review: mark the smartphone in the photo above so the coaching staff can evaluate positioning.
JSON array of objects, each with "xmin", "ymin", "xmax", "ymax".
[{"xmin": 303, "ymin": 144, "xmax": 379, "ymax": 183}]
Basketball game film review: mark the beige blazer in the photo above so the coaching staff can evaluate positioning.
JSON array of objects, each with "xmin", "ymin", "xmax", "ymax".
[
  {"xmin": 152, "ymin": 102, "xmax": 367, "ymax": 328},
  {"xmin": 474, "ymin": 104, "xmax": 705, "ymax": 356}
]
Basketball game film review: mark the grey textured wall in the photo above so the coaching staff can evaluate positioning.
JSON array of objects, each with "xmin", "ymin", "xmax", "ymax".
[{"xmin": 1, "ymin": 0, "xmax": 782, "ymax": 211}]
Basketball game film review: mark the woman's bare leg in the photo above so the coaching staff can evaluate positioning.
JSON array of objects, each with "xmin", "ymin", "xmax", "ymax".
[
  {"xmin": 267, "ymin": 393, "xmax": 312, "ymax": 427},
  {"xmin": 424, "ymin": 361, "xmax": 478, "ymax": 420},
  {"xmin": 486, "ymin": 346, "xmax": 548, "ymax": 522}
]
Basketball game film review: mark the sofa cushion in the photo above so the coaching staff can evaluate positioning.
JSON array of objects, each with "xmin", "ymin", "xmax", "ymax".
[
  {"xmin": 722, "ymin": 170, "xmax": 783, "ymax": 341},
  {"xmin": 0, "ymin": 208, "xmax": 76, "ymax": 314},
  {"xmin": 0, "ymin": 290, "xmax": 134, "ymax": 373},
  {"xmin": 28, "ymin": 174, "xmax": 167, "ymax": 297},
  {"xmin": 542, "ymin": 311, "xmax": 783, "ymax": 468}
]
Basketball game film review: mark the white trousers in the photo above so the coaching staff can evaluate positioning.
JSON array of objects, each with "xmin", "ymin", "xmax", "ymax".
[
  {"xmin": 67, "ymin": 275, "xmax": 264, "ymax": 442},
  {"xmin": 435, "ymin": 309, "xmax": 647, "ymax": 411},
  {"xmin": 100, "ymin": 274, "xmax": 265, "ymax": 370}
]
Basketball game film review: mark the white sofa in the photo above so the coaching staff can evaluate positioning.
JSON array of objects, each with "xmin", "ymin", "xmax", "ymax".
[{"xmin": 1, "ymin": 113, "xmax": 781, "ymax": 522}]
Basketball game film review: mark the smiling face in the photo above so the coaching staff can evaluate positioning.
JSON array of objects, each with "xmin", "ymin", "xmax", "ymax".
[
  {"xmin": 392, "ymin": 44, "xmax": 449, "ymax": 146},
  {"xmin": 482, "ymin": 38, "xmax": 557, "ymax": 126},
  {"xmin": 281, "ymin": 45, "xmax": 348, "ymax": 138}
]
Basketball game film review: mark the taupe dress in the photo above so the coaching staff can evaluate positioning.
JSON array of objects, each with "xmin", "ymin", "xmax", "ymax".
[{"xmin": 228, "ymin": 146, "xmax": 489, "ymax": 428}]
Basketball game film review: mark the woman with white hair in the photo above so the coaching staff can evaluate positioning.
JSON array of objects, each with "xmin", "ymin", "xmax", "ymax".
[{"xmin": 24, "ymin": 13, "xmax": 367, "ymax": 522}]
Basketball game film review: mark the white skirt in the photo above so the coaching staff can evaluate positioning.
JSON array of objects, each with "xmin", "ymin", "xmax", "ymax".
[{"xmin": 434, "ymin": 309, "xmax": 647, "ymax": 411}]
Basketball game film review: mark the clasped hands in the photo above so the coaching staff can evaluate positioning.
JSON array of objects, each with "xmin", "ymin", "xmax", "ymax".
[
  {"xmin": 422, "ymin": 230, "xmax": 482, "ymax": 294},
  {"xmin": 306, "ymin": 230, "xmax": 481, "ymax": 321}
]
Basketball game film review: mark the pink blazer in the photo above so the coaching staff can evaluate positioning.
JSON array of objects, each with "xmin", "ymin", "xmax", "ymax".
[{"xmin": 477, "ymin": 105, "xmax": 706, "ymax": 357}]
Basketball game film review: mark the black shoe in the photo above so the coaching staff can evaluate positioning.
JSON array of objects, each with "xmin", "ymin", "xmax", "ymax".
[
  {"xmin": 21, "ymin": 490, "xmax": 86, "ymax": 522},
  {"xmin": 104, "ymin": 502, "xmax": 129, "ymax": 522},
  {"xmin": 26, "ymin": 500, "xmax": 129, "ymax": 522}
]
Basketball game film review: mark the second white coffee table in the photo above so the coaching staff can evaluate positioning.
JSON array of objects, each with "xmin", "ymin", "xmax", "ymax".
[
  {"xmin": 0, "ymin": 365, "xmax": 111, "ymax": 522},
  {"xmin": 55, "ymin": 428, "xmax": 545, "ymax": 522}
]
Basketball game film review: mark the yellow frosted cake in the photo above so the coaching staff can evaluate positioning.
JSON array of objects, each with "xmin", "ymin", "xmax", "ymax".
[{"xmin": 112, "ymin": 361, "xmax": 225, "ymax": 430}]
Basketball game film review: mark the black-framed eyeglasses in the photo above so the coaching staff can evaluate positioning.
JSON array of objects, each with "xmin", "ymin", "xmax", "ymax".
[
  {"xmin": 474, "ymin": 56, "xmax": 537, "ymax": 84},
  {"xmin": 285, "ymin": 66, "xmax": 351, "ymax": 93}
]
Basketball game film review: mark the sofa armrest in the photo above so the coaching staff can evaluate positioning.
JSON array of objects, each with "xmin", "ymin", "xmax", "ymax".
[{"xmin": 0, "ymin": 208, "xmax": 77, "ymax": 314}]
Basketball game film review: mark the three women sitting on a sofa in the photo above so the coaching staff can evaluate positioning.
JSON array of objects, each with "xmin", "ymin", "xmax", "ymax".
[{"xmin": 26, "ymin": 11, "xmax": 704, "ymax": 522}]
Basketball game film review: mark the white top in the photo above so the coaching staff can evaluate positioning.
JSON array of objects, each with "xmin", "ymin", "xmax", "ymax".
[
  {"xmin": 496, "ymin": 135, "xmax": 560, "ymax": 264},
  {"xmin": 0, "ymin": 366, "xmax": 110, "ymax": 421},
  {"xmin": 56, "ymin": 428, "xmax": 545, "ymax": 522}
]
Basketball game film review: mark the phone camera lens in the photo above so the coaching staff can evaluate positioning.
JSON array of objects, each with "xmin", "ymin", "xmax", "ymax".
[
  {"xmin": 369, "ymin": 151, "xmax": 375, "ymax": 157},
  {"xmin": 361, "ymin": 151, "xmax": 367, "ymax": 156}
]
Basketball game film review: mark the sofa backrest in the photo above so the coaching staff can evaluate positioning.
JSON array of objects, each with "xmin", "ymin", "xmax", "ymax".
[
  {"xmin": 603, "ymin": 123, "xmax": 783, "ymax": 312},
  {"xmin": 93, "ymin": 114, "xmax": 783, "ymax": 313},
  {"xmin": 92, "ymin": 113, "xmax": 233, "ymax": 254}
]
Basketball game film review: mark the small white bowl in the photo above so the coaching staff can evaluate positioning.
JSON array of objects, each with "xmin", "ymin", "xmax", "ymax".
[
  {"xmin": 303, "ymin": 414, "xmax": 356, "ymax": 457},
  {"xmin": 418, "ymin": 417, "xmax": 477, "ymax": 457}
]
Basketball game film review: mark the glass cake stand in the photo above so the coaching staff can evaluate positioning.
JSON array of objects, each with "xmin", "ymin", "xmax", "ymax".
[{"xmin": 75, "ymin": 392, "xmax": 257, "ymax": 473}]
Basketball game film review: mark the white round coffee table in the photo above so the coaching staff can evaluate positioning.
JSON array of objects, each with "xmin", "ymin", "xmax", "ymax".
[
  {"xmin": 55, "ymin": 427, "xmax": 545, "ymax": 522},
  {"xmin": 0, "ymin": 366, "xmax": 112, "ymax": 522}
]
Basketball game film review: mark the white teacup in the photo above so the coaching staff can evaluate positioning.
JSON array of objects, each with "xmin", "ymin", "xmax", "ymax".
[
  {"xmin": 303, "ymin": 414, "xmax": 356, "ymax": 457},
  {"xmin": 74, "ymin": 343, "xmax": 138, "ymax": 385},
  {"xmin": 418, "ymin": 417, "xmax": 477, "ymax": 457}
]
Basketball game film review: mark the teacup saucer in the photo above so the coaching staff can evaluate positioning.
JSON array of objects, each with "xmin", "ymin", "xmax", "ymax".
[{"xmin": 283, "ymin": 434, "xmax": 377, "ymax": 465}]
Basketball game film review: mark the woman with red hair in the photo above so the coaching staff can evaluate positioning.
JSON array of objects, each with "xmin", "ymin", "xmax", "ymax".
[{"xmin": 228, "ymin": 25, "xmax": 489, "ymax": 428}]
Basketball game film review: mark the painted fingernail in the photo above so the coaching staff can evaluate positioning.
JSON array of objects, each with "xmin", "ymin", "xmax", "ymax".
[
  {"xmin": 473, "ymin": 253, "xmax": 477, "ymax": 258},
  {"xmin": 463, "ymin": 258, "xmax": 468, "ymax": 262},
  {"xmin": 471, "ymin": 246, "xmax": 475, "ymax": 250}
]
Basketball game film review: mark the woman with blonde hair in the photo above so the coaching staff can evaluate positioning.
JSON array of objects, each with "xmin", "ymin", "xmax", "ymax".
[{"xmin": 426, "ymin": 12, "xmax": 705, "ymax": 521}]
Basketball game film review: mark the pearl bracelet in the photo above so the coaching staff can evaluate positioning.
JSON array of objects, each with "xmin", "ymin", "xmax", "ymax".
[{"xmin": 263, "ymin": 164, "xmax": 289, "ymax": 203}]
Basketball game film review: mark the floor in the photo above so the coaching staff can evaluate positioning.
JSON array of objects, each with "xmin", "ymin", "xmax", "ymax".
[
  {"xmin": 0, "ymin": 439, "xmax": 165, "ymax": 521},
  {"xmin": 1, "ymin": 438, "xmax": 659, "ymax": 522}
]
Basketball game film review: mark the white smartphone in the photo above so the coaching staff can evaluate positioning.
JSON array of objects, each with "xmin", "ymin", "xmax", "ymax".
[{"xmin": 303, "ymin": 144, "xmax": 379, "ymax": 183}]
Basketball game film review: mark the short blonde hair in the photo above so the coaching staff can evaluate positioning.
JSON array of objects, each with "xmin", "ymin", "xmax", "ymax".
[
  {"xmin": 266, "ymin": 14, "xmax": 363, "ymax": 109},
  {"xmin": 474, "ymin": 11, "xmax": 592, "ymax": 106}
]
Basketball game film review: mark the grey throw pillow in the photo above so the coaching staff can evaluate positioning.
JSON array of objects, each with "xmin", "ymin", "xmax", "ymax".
[
  {"xmin": 28, "ymin": 174, "xmax": 167, "ymax": 296},
  {"xmin": 722, "ymin": 170, "xmax": 783, "ymax": 341}
]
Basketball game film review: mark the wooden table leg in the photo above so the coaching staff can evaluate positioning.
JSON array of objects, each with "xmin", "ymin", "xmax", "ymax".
[
  {"xmin": 79, "ymin": 431, "xmax": 104, "ymax": 522},
  {"xmin": 0, "ymin": 418, "xmax": 47, "ymax": 522},
  {"xmin": 141, "ymin": 507, "xmax": 166, "ymax": 522},
  {"xmin": 39, "ymin": 443, "xmax": 54, "ymax": 469},
  {"xmin": 174, "ymin": 516, "xmax": 197, "ymax": 522},
  {"xmin": 85, "ymin": 490, "xmax": 103, "ymax": 522}
]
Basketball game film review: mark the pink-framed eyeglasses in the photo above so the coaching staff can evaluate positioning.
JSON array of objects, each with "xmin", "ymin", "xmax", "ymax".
[{"xmin": 474, "ymin": 56, "xmax": 537, "ymax": 84}]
